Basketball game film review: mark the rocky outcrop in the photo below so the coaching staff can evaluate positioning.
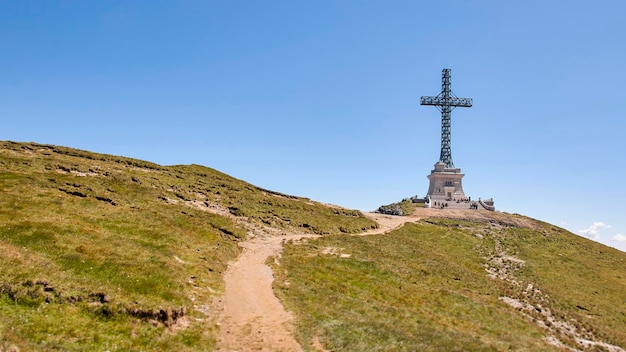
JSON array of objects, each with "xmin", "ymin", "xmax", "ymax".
[{"xmin": 375, "ymin": 203, "xmax": 404, "ymax": 216}]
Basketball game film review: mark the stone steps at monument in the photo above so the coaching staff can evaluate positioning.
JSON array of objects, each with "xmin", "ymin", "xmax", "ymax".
[{"xmin": 435, "ymin": 203, "xmax": 471, "ymax": 209}]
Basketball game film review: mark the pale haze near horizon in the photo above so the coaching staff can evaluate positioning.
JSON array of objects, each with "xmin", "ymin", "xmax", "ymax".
[{"xmin": 1, "ymin": 1, "xmax": 625, "ymax": 251}]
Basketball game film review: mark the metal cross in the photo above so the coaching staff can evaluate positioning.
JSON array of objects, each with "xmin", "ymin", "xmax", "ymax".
[{"xmin": 420, "ymin": 69, "xmax": 472, "ymax": 168}]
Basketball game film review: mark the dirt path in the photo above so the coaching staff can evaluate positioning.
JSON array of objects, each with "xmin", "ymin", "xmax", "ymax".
[
  {"xmin": 215, "ymin": 233, "xmax": 310, "ymax": 351},
  {"xmin": 361, "ymin": 211, "xmax": 422, "ymax": 235},
  {"xmin": 214, "ymin": 211, "xmax": 421, "ymax": 351}
]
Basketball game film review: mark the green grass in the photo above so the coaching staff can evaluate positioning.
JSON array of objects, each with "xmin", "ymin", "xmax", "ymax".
[
  {"xmin": 273, "ymin": 217, "xmax": 626, "ymax": 351},
  {"xmin": 398, "ymin": 199, "xmax": 422, "ymax": 215},
  {"xmin": 495, "ymin": 223, "xmax": 626, "ymax": 346},
  {"xmin": 0, "ymin": 141, "xmax": 376, "ymax": 351}
]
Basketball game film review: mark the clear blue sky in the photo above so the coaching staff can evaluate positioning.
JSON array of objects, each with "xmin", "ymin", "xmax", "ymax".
[{"xmin": 2, "ymin": 1, "xmax": 625, "ymax": 251}]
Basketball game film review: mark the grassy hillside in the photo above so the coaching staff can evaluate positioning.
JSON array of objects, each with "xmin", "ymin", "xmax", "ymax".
[
  {"xmin": 3, "ymin": 140, "xmax": 624, "ymax": 351},
  {"xmin": 273, "ymin": 214, "xmax": 626, "ymax": 351},
  {"xmin": 0, "ymin": 141, "xmax": 376, "ymax": 351}
]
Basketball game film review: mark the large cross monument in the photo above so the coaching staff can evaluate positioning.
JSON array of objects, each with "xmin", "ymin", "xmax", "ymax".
[{"xmin": 420, "ymin": 69, "xmax": 472, "ymax": 204}]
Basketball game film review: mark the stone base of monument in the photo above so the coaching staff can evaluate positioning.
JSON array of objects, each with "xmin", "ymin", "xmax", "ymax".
[
  {"xmin": 425, "ymin": 162, "xmax": 466, "ymax": 200},
  {"xmin": 423, "ymin": 161, "xmax": 495, "ymax": 211}
]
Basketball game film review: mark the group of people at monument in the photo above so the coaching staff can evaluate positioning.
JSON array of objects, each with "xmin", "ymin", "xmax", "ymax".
[{"xmin": 430, "ymin": 199, "xmax": 479, "ymax": 210}]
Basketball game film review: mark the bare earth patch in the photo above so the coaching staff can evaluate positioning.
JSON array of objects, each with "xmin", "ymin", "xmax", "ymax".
[{"xmin": 214, "ymin": 233, "xmax": 311, "ymax": 351}]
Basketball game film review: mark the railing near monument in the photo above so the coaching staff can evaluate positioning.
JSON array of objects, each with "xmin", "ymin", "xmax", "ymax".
[{"xmin": 478, "ymin": 198, "xmax": 495, "ymax": 211}]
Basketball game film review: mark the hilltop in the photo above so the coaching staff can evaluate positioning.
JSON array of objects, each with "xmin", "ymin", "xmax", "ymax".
[{"xmin": 1, "ymin": 141, "xmax": 625, "ymax": 351}]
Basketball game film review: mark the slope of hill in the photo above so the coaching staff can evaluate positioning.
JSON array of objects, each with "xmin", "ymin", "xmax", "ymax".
[
  {"xmin": 2, "ymin": 141, "xmax": 625, "ymax": 352},
  {"xmin": 0, "ymin": 141, "xmax": 377, "ymax": 351},
  {"xmin": 273, "ymin": 209, "xmax": 626, "ymax": 351}
]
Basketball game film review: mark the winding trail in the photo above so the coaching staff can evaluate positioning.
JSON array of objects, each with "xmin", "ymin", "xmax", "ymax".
[
  {"xmin": 213, "ymin": 207, "xmax": 624, "ymax": 352},
  {"xmin": 214, "ymin": 211, "xmax": 420, "ymax": 351}
]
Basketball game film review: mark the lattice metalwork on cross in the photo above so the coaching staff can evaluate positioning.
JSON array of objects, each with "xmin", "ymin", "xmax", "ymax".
[{"xmin": 420, "ymin": 69, "xmax": 472, "ymax": 168}]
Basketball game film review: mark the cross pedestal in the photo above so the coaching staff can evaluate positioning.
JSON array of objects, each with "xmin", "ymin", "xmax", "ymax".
[{"xmin": 426, "ymin": 162, "xmax": 466, "ymax": 202}]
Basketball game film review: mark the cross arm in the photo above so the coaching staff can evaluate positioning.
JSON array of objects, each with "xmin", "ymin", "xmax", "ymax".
[{"xmin": 420, "ymin": 96, "xmax": 473, "ymax": 107}]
